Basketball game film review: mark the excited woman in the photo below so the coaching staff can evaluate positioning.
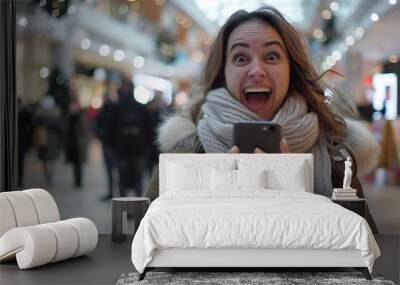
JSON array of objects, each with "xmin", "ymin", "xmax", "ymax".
[{"xmin": 145, "ymin": 5, "xmax": 380, "ymax": 230}]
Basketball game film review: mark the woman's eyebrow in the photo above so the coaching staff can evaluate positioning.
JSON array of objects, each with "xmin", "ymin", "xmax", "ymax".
[
  {"xmin": 228, "ymin": 40, "xmax": 285, "ymax": 55},
  {"xmin": 263, "ymin": 40, "xmax": 284, "ymax": 50},
  {"xmin": 228, "ymin": 42, "xmax": 248, "ymax": 54}
]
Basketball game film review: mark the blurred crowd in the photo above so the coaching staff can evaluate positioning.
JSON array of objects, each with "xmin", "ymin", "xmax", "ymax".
[{"xmin": 18, "ymin": 78, "xmax": 169, "ymax": 200}]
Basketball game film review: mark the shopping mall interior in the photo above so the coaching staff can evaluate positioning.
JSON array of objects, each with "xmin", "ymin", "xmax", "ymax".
[
  {"xmin": 15, "ymin": 0, "xmax": 400, "ymax": 236},
  {"xmin": 6, "ymin": 0, "xmax": 400, "ymax": 282}
]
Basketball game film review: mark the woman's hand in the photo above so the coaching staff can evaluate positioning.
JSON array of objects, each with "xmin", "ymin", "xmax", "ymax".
[
  {"xmin": 280, "ymin": 138, "xmax": 289, "ymax": 153},
  {"xmin": 254, "ymin": 138, "xmax": 289, "ymax": 154},
  {"xmin": 228, "ymin": 145, "xmax": 240, "ymax": 153}
]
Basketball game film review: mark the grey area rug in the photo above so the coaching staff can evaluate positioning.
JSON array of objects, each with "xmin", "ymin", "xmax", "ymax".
[{"xmin": 116, "ymin": 272, "xmax": 396, "ymax": 285}]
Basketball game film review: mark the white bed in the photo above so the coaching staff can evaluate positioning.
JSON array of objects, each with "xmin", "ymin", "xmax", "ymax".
[{"xmin": 131, "ymin": 154, "xmax": 380, "ymax": 280}]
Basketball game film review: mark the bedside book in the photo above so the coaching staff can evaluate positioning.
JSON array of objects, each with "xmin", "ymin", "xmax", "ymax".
[
  {"xmin": 332, "ymin": 188, "xmax": 358, "ymax": 200},
  {"xmin": 333, "ymin": 188, "xmax": 357, "ymax": 193}
]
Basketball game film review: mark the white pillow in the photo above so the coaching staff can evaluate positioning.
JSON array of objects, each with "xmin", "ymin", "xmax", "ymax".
[
  {"xmin": 211, "ymin": 169, "xmax": 267, "ymax": 190},
  {"xmin": 167, "ymin": 163, "xmax": 211, "ymax": 191},
  {"xmin": 266, "ymin": 162, "xmax": 307, "ymax": 191},
  {"xmin": 236, "ymin": 169, "xmax": 267, "ymax": 188},
  {"xmin": 211, "ymin": 168, "xmax": 236, "ymax": 190},
  {"xmin": 166, "ymin": 160, "xmax": 236, "ymax": 193}
]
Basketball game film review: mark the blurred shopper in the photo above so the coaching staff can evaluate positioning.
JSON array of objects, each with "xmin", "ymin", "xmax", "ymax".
[
  {"xmin": 48, "ymin": 66, "xmax": 71, "ymax": 119},
  {"xmin": 33, "ymin": 96, "xmax": 63, "ymax": 185},
  {"xmin": 109, "ymin": 80, "xmax": 151, "ymax": 197},
  {"xmin": 65, "ymin": 97, "xmax": 89, "ymax": 188},
  {"xmin": 17, "ymin": 99, "xmax": 35, "ymax": 187},
  {"xmin": 96, "ymin": 81, "xmax": 116, "ymax": 199}
]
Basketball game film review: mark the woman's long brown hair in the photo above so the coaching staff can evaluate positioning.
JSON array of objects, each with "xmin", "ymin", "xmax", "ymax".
[{"xmin": 192, "ymin": 5, "xmax": 346, "ymax": 138}]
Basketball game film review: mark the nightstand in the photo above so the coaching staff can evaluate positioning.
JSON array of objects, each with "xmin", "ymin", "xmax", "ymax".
[
  {"xmin": 332, "ymin": 198, "xmax": 366, "ymax": 218},
  {"xmin": 112, "ymin": 197, "xmax": 150, "ymax": 242}
]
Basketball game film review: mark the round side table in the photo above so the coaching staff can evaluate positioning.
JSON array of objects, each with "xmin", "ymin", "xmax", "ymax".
[{"xmin": 112, "ymin": 197, "xmax": 150, "ymax": 242}]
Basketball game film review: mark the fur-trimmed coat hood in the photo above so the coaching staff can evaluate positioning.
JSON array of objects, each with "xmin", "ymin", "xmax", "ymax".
[{"xmin": 157, "ymin": 114, "xmax": 380, "ymax": 176}]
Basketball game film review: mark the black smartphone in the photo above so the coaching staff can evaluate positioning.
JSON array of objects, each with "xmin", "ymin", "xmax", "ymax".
[{"xmin": 233, "ymin": 122, "xmax": 281, "ymax": 153}]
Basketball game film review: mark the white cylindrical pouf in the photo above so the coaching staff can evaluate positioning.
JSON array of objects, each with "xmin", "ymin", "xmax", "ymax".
[
  {"xmin": 0, "ymin": 192, "xmax": 39, "ymax": 227},
  {"xmin": 0, "ymin": 196, "xmax": 17, "ymax": 237},
  {"xmin": 0, "ymin": 218, "xmax": 98, "ymax": 269},
  {"xmin": 18, "ymin": 226, "xmax": 58, "ymax": 269},
  {"xmin": 42, "ymin": 221, "xmax": 79, "ymax": 262},
  {"xmin": 23, "ymin": 189, "xmax": 60, "ymax": 223},
  {"xmin": 0, "ymin": 226, "xmax": 57, "ymax": 269},
  {"xmin": 65, "ymin": 218, "xmax": 98, "ymax": 257}
]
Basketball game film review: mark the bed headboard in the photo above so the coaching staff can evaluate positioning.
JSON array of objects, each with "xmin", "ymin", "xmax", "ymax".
[{"xmin": 159, "ymin": 154, "xmax": 314, "ymax": 195}]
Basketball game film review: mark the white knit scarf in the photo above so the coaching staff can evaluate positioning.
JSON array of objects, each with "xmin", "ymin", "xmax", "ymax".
[{"xmin": 197, "ymin": 88, "xmax": 333, "ymax": 196}]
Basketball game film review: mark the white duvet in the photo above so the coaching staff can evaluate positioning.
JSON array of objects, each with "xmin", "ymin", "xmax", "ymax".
[{"xmin": 131, "ymin": 190, "xmax": 380, "ymax": 273}]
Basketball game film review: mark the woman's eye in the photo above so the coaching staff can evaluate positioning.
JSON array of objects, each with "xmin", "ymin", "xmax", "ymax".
[
  {"xmin": 266, "ymin": 53, "xmax": 280, "ymax": 62},
  {"xmin": 233, "ymin": 55, "xmax": 248, "ymax": 64}
]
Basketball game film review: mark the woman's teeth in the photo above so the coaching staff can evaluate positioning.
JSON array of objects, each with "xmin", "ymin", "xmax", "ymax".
[
  {"xmin": 244, "ymin": 87, "xmax": 272, "ymax": 98},
  {"xmin": 244, "ymin": 87, "xmax": 271, "ymax": 93}
]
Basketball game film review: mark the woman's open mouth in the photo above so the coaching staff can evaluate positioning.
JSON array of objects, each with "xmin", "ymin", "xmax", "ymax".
[{"xmin": 243, "ymin": 86, "xmax": 273, "ymax": 113}]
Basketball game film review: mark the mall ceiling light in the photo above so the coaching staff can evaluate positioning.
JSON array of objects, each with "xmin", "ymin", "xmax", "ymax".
[
  {"xmin": 80, "ymin": 39, "xmax": 91, "ymax": 50},
  {"xmin": 389, "ymin": 0, "xmax": 397, "ymax": 5},
  {"xmin": 332, "ymin": 50, "xmax": 342, "ymax": 61},
  {"xmin": 370, "ymin": 13, "xmax": 379, "ymax": 22},
  {"xmin": 134, "ymin": 86, "xmax": 153, "ymax": 105},
  {"xmin": 355, "ymin": 27, "xmax": 364, "ymax": 39},
  {"xmin": 313, "ymin": 28, "xmax": 324, "ymax": 40},
  {"xmin": 133, "ymin": 56, "xmax": 145, "ymax": 68},
  {"xmin": 113, "ymin": 49, "xmax": 125, "ymax": 62},
  {"xmin": 99, "ymin": 45, "xmax": 110, "ymax": 56},
  {"xmin": 133, "ymin": 74, "xmax": 172, "ymax": 105},
  {"xmin": 345, "ymin": 36, "xmax": 355, "ymax": 46},
  {"xmin": 326, "ymin": 55, "xmax": 336, "ymax": 67},
  {"xmin": 329, "ymin": 1, "xmax": 339, "ymax": 12},
  {"xmin": 322, "ymin": 9, "xmax": 332, "ymax": 20}
]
